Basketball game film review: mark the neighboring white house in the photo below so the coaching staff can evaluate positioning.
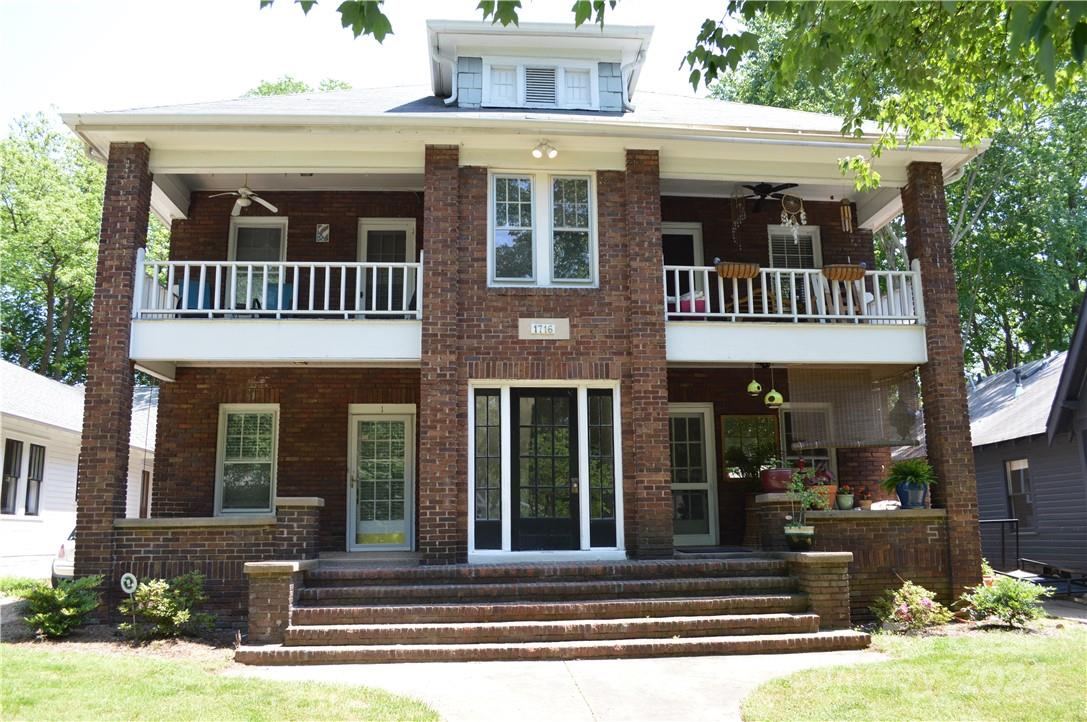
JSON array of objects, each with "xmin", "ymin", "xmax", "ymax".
[{"xmin": 0, "ymin": 361, "xmax": 156, "ymax": 577}]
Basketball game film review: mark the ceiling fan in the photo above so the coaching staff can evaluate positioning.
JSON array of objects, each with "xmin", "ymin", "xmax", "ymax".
[
  {"xmin": 741, "ymin": 182, "xmax": 799, "ymax": 212},
  {"xmin": 210, "ymin": 178, "xmax": 278, "ymax": 217}
]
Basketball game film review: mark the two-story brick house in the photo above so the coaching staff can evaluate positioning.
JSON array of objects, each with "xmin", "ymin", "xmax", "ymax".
[{"xmin": 64, "ymin": 20, "xmax": 983, "ymax": 662}]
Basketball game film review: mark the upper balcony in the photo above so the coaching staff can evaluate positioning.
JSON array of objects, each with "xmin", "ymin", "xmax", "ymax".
[
  {"xmin": 662, "ymin": 261, "xmax": 928, "ymax": 366},
  {"xmin": 129, "ymin": 249, "xmax": 423, "ymax": 380}
]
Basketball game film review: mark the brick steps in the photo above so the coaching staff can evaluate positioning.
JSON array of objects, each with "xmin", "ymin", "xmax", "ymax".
[
  {"xmin": 305, "ymin": 558, "xmax": 787, "ymax": 586},
  {"xmin": 290, "ymin": 593, "xmax": 811, "ymax": 625},
  {"xmin": 283, "ymin": 612, "xmax": 820, "ymax": 645},
  {"xmin": 299, "ymin": 575, "xmax": 797, "ymax": 605},
  {"xmin": 236, "ymin": 630, "xmax": 871, "ymax": 665}
]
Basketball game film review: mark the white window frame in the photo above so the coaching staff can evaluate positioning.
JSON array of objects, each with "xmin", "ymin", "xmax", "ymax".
[
  {"xmin": 487, "ymin": 171, "xmax": 598, "ymax": 288},
  {"xmin": 778, "ymin": 402, "xmax": 838, "ymax": 478},
  {"xmin": 1004, "ymin": 458, "xmax": 1034, "ymax": 530},
  {"xmin": 228, "ymin": 217, "xmax": 289, "ymax": 262},
  {"xmin": 767, "ymin": 225, "xmax": 823, "ymax": 269},
  {"xmin": 214, "ymin": 403, "xmax": 280, "ymax": 515},
  {"xmin": 466, "ymin": 380, "xmax": 625, "ymax": 562},
  {"xmin": 346, "ymin": 403, "xmax": 417, "ymax": 552},
  {"xmin": 481, "ymin": 57, "xmax": 600, "ymax": 110},
  {"xmin": 1, "ymin": 431, "xmax": 48, "ymax": 518}
]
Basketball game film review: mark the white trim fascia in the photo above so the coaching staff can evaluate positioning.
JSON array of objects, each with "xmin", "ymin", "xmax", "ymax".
[{"xmin": 214, "ymin": 403, "xmax": 280, "ymax": 515}]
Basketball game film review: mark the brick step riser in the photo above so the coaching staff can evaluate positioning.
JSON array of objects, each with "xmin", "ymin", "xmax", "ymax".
[
  {"xmin": 236, "ymin": 631, "xmax": 872, "ymax": 665},
  {"xmin": 282, "ymin": 615, "xmax": 820, "ymax": 646},
  {"xmin": 290, "ymin": 594, "xmax": 810, "ymax": 625},
  {"xmin": 299, "ymin": 577, "xmax": 798, "ymax": 605},
  {"xmin": 306, "ymin": 560, "xmax": 787, "ymax": 587}
]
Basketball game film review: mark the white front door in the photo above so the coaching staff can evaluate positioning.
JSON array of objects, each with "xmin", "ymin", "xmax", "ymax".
[
  {"xmin": 669, "ymin": 403, "xmax": 719, "ymax": 547},
  {"xmin": 347, "ymin": 412, "xmax": 414, "ymax": 551}
]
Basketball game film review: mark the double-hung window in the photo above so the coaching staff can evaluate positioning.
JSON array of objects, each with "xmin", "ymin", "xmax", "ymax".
[
  {"xmin": 215, "ymin": 404, "xmax": 279, "ymax": 514},
  {"xmin": 24, "ymin": 444, "xmax": 44, "ymax": 516},
  {"xmin": 1004, "ymin": 459, "xmax": 1034, "ymax": 530},
  {"xmin": 1, "ymin": 439, "xmax": 22, "ymax": 515},
  {"xmin": 489, "ymin": 172, "xmax": 596, "ymax": 287}
]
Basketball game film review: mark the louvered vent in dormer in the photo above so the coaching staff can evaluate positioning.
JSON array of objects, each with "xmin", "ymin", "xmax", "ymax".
[{"xmin": 524, "ymin": 67, "xmax": 557, "ymax": 105}]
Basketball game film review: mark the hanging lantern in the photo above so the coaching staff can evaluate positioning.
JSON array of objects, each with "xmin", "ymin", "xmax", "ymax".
[
  {"xmin": 746, "ymin": 379, "xmax": 763, "ymax": 397},
  {"xmin": 840, "ymin": 198, "xmax": 854, "ymax": 233},
  {"xmin": 764, "ymin": 389, "xmax": 784, "ymax": 408}
]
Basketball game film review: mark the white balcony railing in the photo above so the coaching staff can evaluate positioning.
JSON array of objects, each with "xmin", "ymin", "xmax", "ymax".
[
  {"xmin": 132, "ymin": 249, "xmax": 423, "ymax": 320},
  {"xmin": 663, "ymin": 260, "xmax": 924, "ymax": 324}
]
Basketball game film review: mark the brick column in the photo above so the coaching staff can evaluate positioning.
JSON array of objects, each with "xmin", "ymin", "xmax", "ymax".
[
  {"xmin": 418, "ymin": 145, "xmax": 464, "ymax": 564},
  {"xmin": 782, "ymin": 552, "xmax": 853, "ymax": 629},
  {"xmin": 901, "ymin": 161, "xmax": 982, "ymax": 596},
  {"xmin": 625, "ymin": 150, "xmax": 672, "ymax": 557},
  {"xmin": 75, "ymin": 143, "xmax": 152, "ymax": 606}
]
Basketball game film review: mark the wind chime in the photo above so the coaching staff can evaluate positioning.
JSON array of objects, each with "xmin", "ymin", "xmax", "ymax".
[
  {"xmin": 839, "ymin": 198, "xmax": 854, "ymax": 233},
  {"xmin": 780, "ymin": 194, "xmax": 806, "ymax": 243},
  {"xmin": 730, "ymin": 189, "xmax": 748, "ymax": 248}
]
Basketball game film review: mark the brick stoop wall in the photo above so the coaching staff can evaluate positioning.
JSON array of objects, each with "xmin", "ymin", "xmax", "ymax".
[{"xmin": 111, "ymin": 498, "xmax": 322, "ymax": 626}]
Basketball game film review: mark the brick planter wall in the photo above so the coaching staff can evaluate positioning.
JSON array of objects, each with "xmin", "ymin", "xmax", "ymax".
[
  {"xmin": 112, "ymin": 498, "xmax": 321, "ymax": 626},
  {"xmin": 780, "ymin": 552, "xmax": 854, "ymax": 629}
]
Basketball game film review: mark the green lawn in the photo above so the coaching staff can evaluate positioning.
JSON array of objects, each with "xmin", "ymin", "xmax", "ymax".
[
  {"xmin": 1, "ymin": 645, "xmax": 438, "ymax": 722},
  {"xmin": 742, "ymin": 624, "xmax": 1087, "ymax": 721},
  {"xmin": 0, "ymin": 577, "xmax": 44, "ymax": 598}
]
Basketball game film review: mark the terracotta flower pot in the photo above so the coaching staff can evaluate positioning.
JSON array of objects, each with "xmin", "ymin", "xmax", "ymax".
[
  {"xmin": 810, "ymin": 484, "xmax": 837, "ymax": 510},
  {"xmin": 760, "ymin": 468, "xmax": 794, "ymax": 493}
]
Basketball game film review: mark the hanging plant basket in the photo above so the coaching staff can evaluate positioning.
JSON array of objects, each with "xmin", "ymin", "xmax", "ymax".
[
  {"xmin": 821, "ymin": 264, "xmax": 867, "ymax": 282},
  {"xmin": 715, "ymin": 261, "xmax": 761, "ymax": 280}
]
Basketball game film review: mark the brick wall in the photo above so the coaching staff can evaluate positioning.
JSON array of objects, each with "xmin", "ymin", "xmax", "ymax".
[
  {"xmin": 902, "ymin": 161, "xmax": 982, "ymax": 595},
  {"xmin": 76, "ymin": 143, "xmax": 151, "ymax": 612},
  {"xmin": 152, "ymin": 367, "xmax": 419, "ymax": 551},
  {"xmin": 112, "ymin": 502, "xmax": 320, "ymax": 626}
]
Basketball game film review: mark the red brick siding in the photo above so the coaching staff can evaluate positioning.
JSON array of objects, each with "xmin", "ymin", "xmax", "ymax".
[
  {"xmin": 75, "ymin": 143, "xmax": 152, "ymax": 611},
  {"xmin": 152, "ymin": 367, "xmax": 419, "ymax": 552},
  {"xmin": 902, "ymin": 161, "xmax": 982, "ymax": 595}
]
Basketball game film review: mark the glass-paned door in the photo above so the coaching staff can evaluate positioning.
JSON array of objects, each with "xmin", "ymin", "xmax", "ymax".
[
  {"xmin": 511, "ymin": 389, "xmax": 579, "ymax": 550},
  {"xmin": 669, "ymin": 410, "xmax": 718, "ymax": 547},
  {"xmin": 359, "ymin": 220, "xmax": 417, "ymax": 314},
  {"xmin": 232, "ymin": 224, "xmax": 285, "ymax": 310},
  {"xmin": 349, "ymin": 414, "xmax": 414, "ymax": 550}
]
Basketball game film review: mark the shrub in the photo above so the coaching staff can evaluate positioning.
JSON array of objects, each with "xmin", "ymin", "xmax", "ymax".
[
  {"xmin": 23, "ymin": 575, "xmax": 103, "ymax": 639},
  {"xmin": 118, "ymin": 571, "xmax": 215, "ymax": 640},
  {"xmin": 871, "ymin": 580, "xmax": 953, "ymax": 631},
  {"xmin": 0, "ymin": 576, "xmax": 46, "ymax": 599},
  {"xmin": 961, "ymin": 576, "xmax": 1050, "ymax": 627}
]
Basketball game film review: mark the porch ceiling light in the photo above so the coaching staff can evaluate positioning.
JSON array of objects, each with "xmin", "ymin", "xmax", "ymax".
[{"xmin": 532, "ymin": 140, "xmax": 558, "ymax": 160}]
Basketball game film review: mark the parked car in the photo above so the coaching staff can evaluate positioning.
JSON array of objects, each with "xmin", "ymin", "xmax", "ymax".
[{"xmin": 50, "ymin": 529, "xmax": 75, "ymax": 587}]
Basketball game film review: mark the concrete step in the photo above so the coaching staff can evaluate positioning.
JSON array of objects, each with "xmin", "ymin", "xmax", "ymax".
[
  {"xmin": 237, "ymin": 630, "xmax": 871, "ymax": 665},
  {"xmin": 291, "ymin": 593, "xmax": 811, "ymax": 625},
  {"xmin": 282, "ymin": 613, "xmax": 820, "ymax": 646},
  {"xmin": 298, "ymin": 575, "xmax": 797, "ymax": 605},
  {"xmin": 305, "ymin": 557, "xmax": 786, "ymax": 586}
]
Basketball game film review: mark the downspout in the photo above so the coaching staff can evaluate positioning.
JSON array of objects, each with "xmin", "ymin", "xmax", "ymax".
[
  {"xmin": 620, "ymin": 50, "xmax": 645, "ymax": 112},
  {"xmin": 429, "ymin": 43, "xmax": 458, "ymax": 106}
]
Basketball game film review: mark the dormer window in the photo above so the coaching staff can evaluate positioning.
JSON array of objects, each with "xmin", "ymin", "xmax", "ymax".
[{"xmin": 482, "ymin": 58, "xmax": 599, "ymax": 110}]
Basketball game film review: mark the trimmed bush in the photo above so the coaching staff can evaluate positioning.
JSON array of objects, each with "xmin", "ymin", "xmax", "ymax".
[
  {"xmin": 871, "ymin": 580, "xmax": 953, "ymax": 631},
  {"xmin": 117, "ymin": 571, "xmax": 215, "ymax": 640},
  {"xmin": 23, "ymin": 575, "xmax": 103, "ymax": 639},
  {"xmin": 961, "ymin": 576, "xmax": 1050, "ymax": 627}
]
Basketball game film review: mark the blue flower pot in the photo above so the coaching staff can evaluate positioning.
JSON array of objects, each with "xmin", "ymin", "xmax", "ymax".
[{"xmin": 896, "ymin": 481, "xmax": 928, "ymax": 509}]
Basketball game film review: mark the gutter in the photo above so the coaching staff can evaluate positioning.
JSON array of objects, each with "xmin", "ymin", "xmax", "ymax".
[
  {"xmin": 620, "ymin": 49, "xmax": 645, "ymax": 112},
  {"xmin": 428, "ymin": 43, "xmax": 459, "ymax": 107}
]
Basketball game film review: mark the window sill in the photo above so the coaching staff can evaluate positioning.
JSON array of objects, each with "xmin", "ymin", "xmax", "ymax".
[
  {"xmin": 0, "ymin": 515, "xmax": 43, "ymax": 523},
  {"xmin": 486, "ymin": 285, "xmax": 599, "ymax": 295}
]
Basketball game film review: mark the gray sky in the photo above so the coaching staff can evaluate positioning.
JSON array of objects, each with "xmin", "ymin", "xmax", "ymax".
[{"xmin": 0, "ymin": 0, "xmax": 725, "ymax": 131}]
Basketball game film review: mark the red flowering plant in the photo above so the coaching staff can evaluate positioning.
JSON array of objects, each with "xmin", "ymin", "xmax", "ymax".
[{"xmin": 838, "ymin": 483, "xmax": 853, "ymax": 495}]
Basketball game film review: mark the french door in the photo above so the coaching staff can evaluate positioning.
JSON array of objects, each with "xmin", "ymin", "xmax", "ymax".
[
  {"xmin": 669, "ymin": 404, "xmax": 718, "ymax": 547},
  {"xmin": 348, "ymin": 412, "xmax": 414, "ymax": 551},
  {"xmin": 511, "ymin": 389, "xmax": 580, "ymax": 550}
]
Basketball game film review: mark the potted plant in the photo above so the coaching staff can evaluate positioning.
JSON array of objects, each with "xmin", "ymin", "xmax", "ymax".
[
  {"xmin": 880, "ymin": 458, "xmax": 937, "ymax": 509},
  {"xmin": 856, "ymin": 485, "xmax": 873, "ymax": 510},
  {"xmin": 783, "ymin": 471, "xmax": 827, "ymax": 550},
  {"xmin": 981, "ymin": 558, "xmax": 996, "ymax": 587},
  {"xmin": 805, "ymin": 461, "xmax": 838, "ymax": 511},
  {"xmin": 757, "ymin": 448, "xmax": 793, "ymax": 492},
  {"xmin": 835, "ymin": 483, "xmax": 854, "ymax": 510}
]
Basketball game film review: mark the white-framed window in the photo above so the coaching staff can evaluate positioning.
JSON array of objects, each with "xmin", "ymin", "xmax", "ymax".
[
  {"xmin": 1, "ymin": 438, "xmax": 24, "ymax": 515},
  {"xmin": 768, "ymin": 225, "xmax": 822, "ymax": 269},
  {"xmin": 778, "ymin": 403, "xmax": 837, "ymax": 479},
  {"xmin": 488, "ymin": 171, "xmax": 597, "ymax": 287},
  {"xmin": 228, "ymin": 218, "xmax": 289, "ymax": 310},
  {"xmin": 1004, "ymin": 458, "xmax": 1034, "ymax": 529},
  {"xmin": 215, "ymin": 404, "xmax": 279, "ymax": 514},
  {"xmin": 482, "ymin": 57, "xmax": 599, "ymax": 110}
]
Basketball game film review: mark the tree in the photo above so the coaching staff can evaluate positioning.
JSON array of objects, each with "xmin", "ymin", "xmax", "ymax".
[
  {"xmin": 262, "ymin": 1, "xmax": 1086, "ymax": 188},
  {"xmin": 0, "ymin": 113, "xmax": 168, "ymax": 382},
  {"xmin": 244, "ymin": 74, "xmax": 352, "ymax": 96}
]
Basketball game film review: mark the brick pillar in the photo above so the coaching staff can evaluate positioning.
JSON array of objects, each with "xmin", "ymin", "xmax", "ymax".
[
  {"xmin": 418, "ymin": 145, "xmax": 464, "ymax": 564},
  {"xmin": 625, "ymin": 149, "xmax": 673, "ymax": 557},
  {"xmin": 901, "ymin": 161, "xmax": 982, "ymax": 596},
  {"xmin": 75, "ymin": 143, "xmax": 152, "ymax": 605}
]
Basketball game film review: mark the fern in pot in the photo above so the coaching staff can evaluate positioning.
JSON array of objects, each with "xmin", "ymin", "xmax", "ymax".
[{"xmin": 880, "ymin": 459, "xmax": 937, "ymax": 509}]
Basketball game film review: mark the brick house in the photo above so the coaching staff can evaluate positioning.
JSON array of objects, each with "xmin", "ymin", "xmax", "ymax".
[{"xmin": 64, "ymin": 20, "xmax": 984, "ymax": 662}]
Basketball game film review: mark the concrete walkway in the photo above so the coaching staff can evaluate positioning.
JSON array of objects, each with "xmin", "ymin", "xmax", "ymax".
[{"xmin": 231, "ymin": 649, "xmax": 882, "ymax": 722}]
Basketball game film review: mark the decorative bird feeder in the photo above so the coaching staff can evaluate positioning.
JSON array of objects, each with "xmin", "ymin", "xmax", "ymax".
[
  {"xmin": 746, "ymin": 379, "xmax": 763, "ymax": 397},
  {"xmin": 764, "ymin": 389, "xmax": 785, "ymax": 408}
]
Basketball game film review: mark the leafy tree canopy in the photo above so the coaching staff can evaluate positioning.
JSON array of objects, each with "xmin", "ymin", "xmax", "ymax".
[
  {"xmin": 0, "ymin": 114, "xmax": 168, "ymax": 382},
  {"xmin": 245, "ymin": 75, "xmax": 352, "ymax": 96}
]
